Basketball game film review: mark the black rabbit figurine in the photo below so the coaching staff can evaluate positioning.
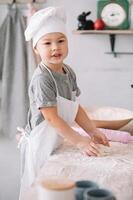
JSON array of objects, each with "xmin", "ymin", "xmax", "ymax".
[{"xmin": 77, "ymin": 11, "xmax": 94, "ymax": 30}]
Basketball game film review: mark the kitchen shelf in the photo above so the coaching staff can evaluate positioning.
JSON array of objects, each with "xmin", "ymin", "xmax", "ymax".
[
  {"xmin": 73, "ymin": 29, "xmax": 133, "ymax": 57},
  {"xmin": 72, "ymin": 29, "xmax": 133, "ymax": 35}
]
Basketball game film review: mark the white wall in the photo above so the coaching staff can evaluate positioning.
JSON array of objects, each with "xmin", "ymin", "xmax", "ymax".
[
  {"xmin": 0, "ymin": 0, "xmax": 133, "ymax": 110},
  {"xmin": 45, "ymin": 0, "xmax": 133, "ymax": 110}
]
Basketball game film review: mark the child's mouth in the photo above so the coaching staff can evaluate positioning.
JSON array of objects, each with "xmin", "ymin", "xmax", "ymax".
[{"xmin": 52, "ymin": 53, "xmax": 62, "ymax": 58}]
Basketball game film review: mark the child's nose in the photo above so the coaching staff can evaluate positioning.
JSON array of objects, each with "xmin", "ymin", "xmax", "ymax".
[{"xmin": 51, "ymin": 43, "xmax": 59, "ymax": 50}]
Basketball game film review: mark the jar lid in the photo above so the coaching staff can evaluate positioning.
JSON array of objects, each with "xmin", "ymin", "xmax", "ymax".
[{"xmin": 40, "ymin": 178, "xmax": 75, "ymax": 191}]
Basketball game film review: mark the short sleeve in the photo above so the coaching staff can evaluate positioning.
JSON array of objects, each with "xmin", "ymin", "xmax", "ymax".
[
  {"xmin": 73, "ymin": 73, "xmax": 81, "ymax": 97},
  {"xmin": 33, "ymin": 75, "xmax": 57, "ymax": 109},
  {"xmin": 73, "ymin": 76, "xmax": 81, "ymax": 97},
  {"xmin": 75, "ymin": 85, "xmax": 81, "ymax": 97},
  {"xmin": 66, "ymin": 65, "xmax": 81, "ymax": 97}
]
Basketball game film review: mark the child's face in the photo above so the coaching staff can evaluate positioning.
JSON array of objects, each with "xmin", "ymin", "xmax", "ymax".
[{"xmin": 35, "ymin": 32, "xmax": 68, "ymax": 67}]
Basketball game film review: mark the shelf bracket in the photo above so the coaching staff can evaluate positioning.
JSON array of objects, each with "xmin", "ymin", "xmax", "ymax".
[
  {"xmin": 109, "ymin": 34, "xmax": 116, "ymax": 57},
  {"xmin": 105, "ymin": 34, "xmax": 133, "ymax": 56}
]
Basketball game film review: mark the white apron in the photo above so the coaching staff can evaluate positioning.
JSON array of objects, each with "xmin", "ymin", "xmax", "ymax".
[{"xmin": 18, "ymin": 63, "xmax": 79, "ymax": 199}]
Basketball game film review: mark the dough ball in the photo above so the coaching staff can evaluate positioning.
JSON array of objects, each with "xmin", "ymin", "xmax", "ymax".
[{"xmin": 98, "ymin": 144, "xmax": 111, "ymax": 156}]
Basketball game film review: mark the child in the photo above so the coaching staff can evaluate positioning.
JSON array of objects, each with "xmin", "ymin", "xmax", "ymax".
[{"xmin": 19, "ymin": 6, "xmax": 109, "ymax": 194}]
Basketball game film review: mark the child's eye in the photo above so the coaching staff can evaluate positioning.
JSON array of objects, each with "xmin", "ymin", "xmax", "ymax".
[
  {"xmin": 58, "ymin": 39, "xmax": 65, "ymax": 43},
  {"xmin": 44, "ymin": 42, "xmax": 51, "ymax": 45}
]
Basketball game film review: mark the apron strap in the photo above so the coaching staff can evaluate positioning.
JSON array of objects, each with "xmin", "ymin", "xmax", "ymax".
[{"xmin": 40, "ymin": 62, "xmax": 59, "ymax": 96}]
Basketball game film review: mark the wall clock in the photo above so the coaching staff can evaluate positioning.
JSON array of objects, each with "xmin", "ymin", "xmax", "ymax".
[{"xmin": 97, "ymin": 0, "xmax": 129, "ymax": 29}]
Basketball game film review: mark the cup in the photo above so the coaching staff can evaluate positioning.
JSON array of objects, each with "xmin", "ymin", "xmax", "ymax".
[
  {"xmin": 83, "ymin": 188, "xmax": 116, "ymax": 200},
  {"xmin": 75, "ymin": 180, "xmax": 99, "ymax": 200},
  {"xmin": 37, "ymin": 178, "xmax": 75, "ymax": 200}
]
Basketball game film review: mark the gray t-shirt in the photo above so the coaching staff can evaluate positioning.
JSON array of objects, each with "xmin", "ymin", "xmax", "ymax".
[{"xmin": 25, "ymin": 63, "xmax": 81, "ymax": 134}]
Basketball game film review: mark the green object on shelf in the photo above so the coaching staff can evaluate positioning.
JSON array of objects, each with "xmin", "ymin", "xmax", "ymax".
[{"xmin": 97, "ymin": 0, "xmax": 129, "ymax": 30}]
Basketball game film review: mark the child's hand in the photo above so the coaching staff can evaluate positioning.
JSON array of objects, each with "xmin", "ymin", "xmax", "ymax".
[
  {"xmin": 77, "ymin": 136, "xmax": 100, "ymax": 156},
  {"xmin": 92, "ymin": 130, "xmax": 109, "ymax": 147}
]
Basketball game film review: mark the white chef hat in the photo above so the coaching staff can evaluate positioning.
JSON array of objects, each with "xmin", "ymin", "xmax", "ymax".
[{"xmin": 25, "ymin": 6, "xmax": 67, "ymax": 47}]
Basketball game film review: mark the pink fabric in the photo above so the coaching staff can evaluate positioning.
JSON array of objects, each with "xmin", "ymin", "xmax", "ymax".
[{"xmin": 72, "ymin": 127, "xmax": 133, "ymax": 143}]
